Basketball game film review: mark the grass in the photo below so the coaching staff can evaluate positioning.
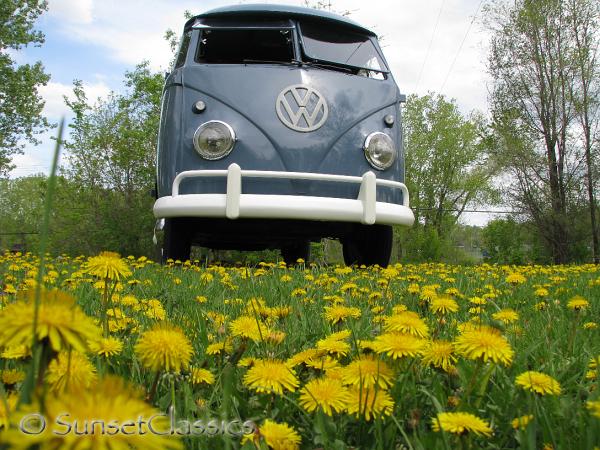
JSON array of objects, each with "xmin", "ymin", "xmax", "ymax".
[{"xmin": 0, "ymin": 254, "xmax": 599, "ymax": 449}]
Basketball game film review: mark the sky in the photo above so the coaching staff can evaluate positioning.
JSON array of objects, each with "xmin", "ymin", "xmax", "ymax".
[{"xmin": 9, "ymin": 0, "xmax": 497, "ymax": 225}]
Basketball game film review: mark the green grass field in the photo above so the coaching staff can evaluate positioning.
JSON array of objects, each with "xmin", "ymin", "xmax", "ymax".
[{"xmin": 1, "ymin": 252, "xmax": 599, "ymax": 449}]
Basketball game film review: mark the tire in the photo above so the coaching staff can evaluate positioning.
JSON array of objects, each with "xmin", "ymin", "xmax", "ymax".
[
  {"xmin": 281, "ymin": 240, "xmax": 311, "ymax": 265},
  {"xmin": 342, "ymin": 224, "xmax": 393, "ymax": 267},
  {"xmin": 162, "ymin": 218, "xmax": 191, "ymax": 263}
]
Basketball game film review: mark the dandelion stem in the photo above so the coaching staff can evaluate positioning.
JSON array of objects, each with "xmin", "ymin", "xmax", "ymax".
[
  {"xmin": 148, "ymin": 371, "xmax": 161, "ymax": 402},
  {"xmin": 21, "ymin": 119, "xmax": 64, "ymax": 406}
]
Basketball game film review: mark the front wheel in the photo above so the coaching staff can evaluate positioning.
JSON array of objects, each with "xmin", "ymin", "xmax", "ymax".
[
  {"xmin": 162, "ymin": 218, "xmax": 191, "ymax": 263},
  {"xmin": 281, "ymin": 240, "xmax": 311, "ymax": 265},
  {"xmin": 342, "ymin": 225, "xmax": 393, "ymax": 267}
]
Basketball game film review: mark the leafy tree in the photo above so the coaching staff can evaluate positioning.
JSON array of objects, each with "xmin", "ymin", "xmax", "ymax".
[
  {"xmin": 0, "ymin": 0, "xmax": 50, "ymax": 176},
  {"xmin": 567, "ymin": 0, "xmax": 600, "ymax": 263},
  {"xmin": 58, "ymin": 63, "xmax": 164, "ymax": 256},
  {"xmin": 0, "ymin": 175, "xmax": 45, "ymax": 250},
  {"xmin": 397, "ymin": 93, "xmax": 497, "ymax": 261},
  {"xmin": 485, "ymin": 0, "xmax": 599, "ymax": 263}
]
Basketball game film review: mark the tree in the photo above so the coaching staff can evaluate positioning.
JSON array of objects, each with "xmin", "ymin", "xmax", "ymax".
[
  {"xmin": 59, "ymin": 63, "xmax": 164, "ymax": 256},
  {"xmin": 485, "ymin": 0, "xmax": 599, "ymax": 263},
  {"xmin": 0, "ymin": 0, "xmax": 50, "ymax": 176},
  {"xmin": 567, "ymin": 0, "xmax": 600, "ymax": 263},
  {"xmin": 398, "ymin": 93, "xmax": 497, "ymax": 260},
  {"xmin": 0, "ymin": 175, "xmax": 45, "ymax": 251}
]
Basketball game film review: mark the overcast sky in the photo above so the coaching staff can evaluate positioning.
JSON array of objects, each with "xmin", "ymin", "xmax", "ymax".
[{"xmin": 10, "ymin": 0, "xmax": 497, "ymax": 224}]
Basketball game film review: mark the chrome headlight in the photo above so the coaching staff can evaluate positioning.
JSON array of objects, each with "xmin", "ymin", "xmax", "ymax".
[
  {"xmin": 193, "ymin": 120, "xmax": 236, "ymax": 160},
  {"xmin": 363, "ymin": 132, "xmax": 396, "ymax": 170}
]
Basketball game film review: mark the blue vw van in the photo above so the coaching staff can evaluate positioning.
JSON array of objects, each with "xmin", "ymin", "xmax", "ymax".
[{"xmin": 154, "ymin": 4, "xmax": 414, "ymax": 266}]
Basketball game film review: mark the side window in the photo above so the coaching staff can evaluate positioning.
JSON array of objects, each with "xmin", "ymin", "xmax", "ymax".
[{"xmin": 174, "ymin": 30, "xmax": 192, "ymax": 68}]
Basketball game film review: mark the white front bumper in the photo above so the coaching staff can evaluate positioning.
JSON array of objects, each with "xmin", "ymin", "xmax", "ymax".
[{"xmin": 153, "ymin": 164, "xmax": 415, "ymax": 226}]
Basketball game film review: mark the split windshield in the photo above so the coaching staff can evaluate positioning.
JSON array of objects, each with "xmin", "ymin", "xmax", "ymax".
[
  {"xmin": 298, "ymin": 21, "xmax": 387, "ymax": 74},
  {"xmin": 196, "ymin": 28, "xmax": 295, "ymax": 64},
  {"xmin": 193, "ymin": 18, "xmax": 387, "ymax": 77}
]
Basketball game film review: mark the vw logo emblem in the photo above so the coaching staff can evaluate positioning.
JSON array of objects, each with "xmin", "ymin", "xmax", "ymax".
[{"xmin": 276, "ymin": 84, "xmax": 328, "ymax": 132}]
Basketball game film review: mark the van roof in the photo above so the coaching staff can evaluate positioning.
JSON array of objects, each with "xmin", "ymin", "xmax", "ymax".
[{"xmin": 188, "ymin": 3, "xmax": 376, "ymax": 36}]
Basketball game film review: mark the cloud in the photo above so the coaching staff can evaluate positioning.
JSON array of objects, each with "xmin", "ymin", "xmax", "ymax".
[
  {"xmin": 43, "ymin": 0, "xmax": 491, "ymax": 113},
  {"xmin": 8, "ymin": 149, "xmax": 53, "ymax": 178},
  {"xmin": 38, "ymin": 80, "xmax": 111, "ymax": 120},
  {"xmin": 48, "ymin": 0, "xmax": 220, "ymax": 71},
  {"xmin": 48, "ymin": 0, "xmax": 94, "ymax": 24}
]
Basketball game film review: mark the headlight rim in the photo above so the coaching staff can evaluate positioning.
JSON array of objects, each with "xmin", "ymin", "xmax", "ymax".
[
  {"xmin": 363, "ymin": 131, "xmax": 396, "ymax": 170},
  {"xmin": 193, "ymin": 120, "xmax": 236, "ymax": 160}
]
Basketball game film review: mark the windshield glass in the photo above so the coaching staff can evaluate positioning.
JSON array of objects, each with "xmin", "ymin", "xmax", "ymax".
[
  {"xmin": 299, "ymin": 21, "xmax": 387, "ymax": 74},
  {"xmin": 196, "ymin": 28, "xmax": 295, "ymax": 64}
]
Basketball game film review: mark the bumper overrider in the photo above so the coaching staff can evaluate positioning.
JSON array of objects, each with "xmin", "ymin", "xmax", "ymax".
[{"xmin": 153, "ymin": 164, "xmax": 415, "ymax": 226}]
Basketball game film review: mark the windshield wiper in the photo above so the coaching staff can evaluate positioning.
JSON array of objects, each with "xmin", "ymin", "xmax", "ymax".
[
  {"xmin": 300, "ymin": 58, "xmax": 387, "ymax": 75},
  {"xmin": 299, "ymin": 59, "xmax": 356, "ymax": 74},
  {"xmin": 242, "ymin": 59, "xmax": 301, "ymax": 66}
]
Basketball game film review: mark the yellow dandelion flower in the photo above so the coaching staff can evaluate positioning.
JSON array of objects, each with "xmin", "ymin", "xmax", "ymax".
[
  {"xmin": 421, "ymin": 340, "xmax": 457, "ymax": 372},
  {"xmin": 237, "ymin": 357, "xmax": 256, "ymax": 368},
  {"xmin": 83, "ymin": 251, "xmax": 132, "ymax": 280},
  {"xmin": 535, "ymin": 288, "xmax": 549, "ymax": 297},
  {"xmin": 88, "ymin": 336, "xmax": 123, "ymax": 357},
  {"xmin": 587, "ymin": 400, "xmax": 600, "ymax": 418},
  {"xmin": 407, "ymin": 283, "xmax": 420, "ymax": 294},
  {"xmin": 358, "ymin": 339, "xmax": 378, "ymax": 351},
  {"xmin": 266, "ymin": 330, "xmax": 286, "ymax": 345},
  {"xmin": 469, "ymin": 296, "xmax": 486, "ymax": 305},
  {"xmin": 305, "ymin": 356, "xmax": 339, "ymax": 371},
  {"xmin": 345, "ymin": 386, "xmax": 394, "ymax": 421},
  {"xmin": 298, "ymin": 377, "xmax": 349, "ymax": 415},
  {"xmin": 291, "ymin": 288, "xmax": 307, "ymax": 297},
  {"xmin": 259, "ymin": 420, "xmax": 301, "ymax": 450},
  {"xmin": 373, "ymin": 332, "xmax": 426, "ymax": 359},
  {"xmin": 534, "ymin": 301, "xmax": 548, "ymax": 311},
  {"xmin": 515, "ymin": 371, "xmax": 561, "ymax": 395},
  {"xmin": 392, "ymin": 304, "xmax": 408, "ymax": 314},
  {"xmin": 454, "ymin": 326, "xmax": 514, "ymax": 366},
  {"xmin": 243, "ymin": 359, "xmax": 299, "ymax": 395},
  {"xmin": 230, "ymin": 315, "xmax": 270, "ymax": 342},
  {"xmin": 432, "ymin": 411, "xmax": 493, "ymax": 437},
  {"xmin": 323, "ymin": 305, "xmax": 361, "ymax": 324},
  {"xmin": 492, "ymin": 309, "xmax": 520, "ymax": 324},
  {"xmin": 2, "ymin": 375, "xmax": 181, "ymax": 449},
  {"xmin": 1, "ymin": 369, "xmax": 25, "ymax": 385},
  {"xmin": 430, "ymin": 296, "xmax": 459, "ymax": 315},
  {"xmin": 512, "ymin": 414, "xmax": 534, "ymax": 430},
  {"xmin": 142, "ymin": 299, "xmax": 166, "ymax": 320},
  {"xmin": 135, "ymin": 324, "xmax": 193, "ymax": 373},
  {"xmin": 190, "ymin": 367, "xmax": 215, "ymax": 385},
  {"xmin": 316, "ymin": 337, "xmax": 350, "ymax": 357},
  {"xmin": 1, "ymin": 345, "xmax": 31, "ymax": 359},
  {"xmin": 286, "ymin": 348, "xmax": 322, "ymax": 367},
  {"xmin": 584, "ymin": 322, "xmax": 598, "ymax": 330},
  {"xmin": 327, "ymin": 329, "xmax": 352, "ymax": 341},
  {"xmin": 505, "ymin": 273, "xmax": 526, "ymax": 284},
  {"xmin": 341, "ymin": 355, "xmax": 393, "ymax": 390},
  {"xmin": 384, "ymin": 311, "xmax": 429, "ymax": 338},
  {"xmin": 46, "ymin": 351, "xmax": 97, "ymax": 393},
  {"xmin": 567, "ymin": 296, "xmax": 589, "ymax": 311},
  {"xmin": 0, "ymin": 289, "xmax": 101, "ymax": 353},
  {"xmin": 205, "ymin": 341, "xmax": 232, "ymax": 355}
]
